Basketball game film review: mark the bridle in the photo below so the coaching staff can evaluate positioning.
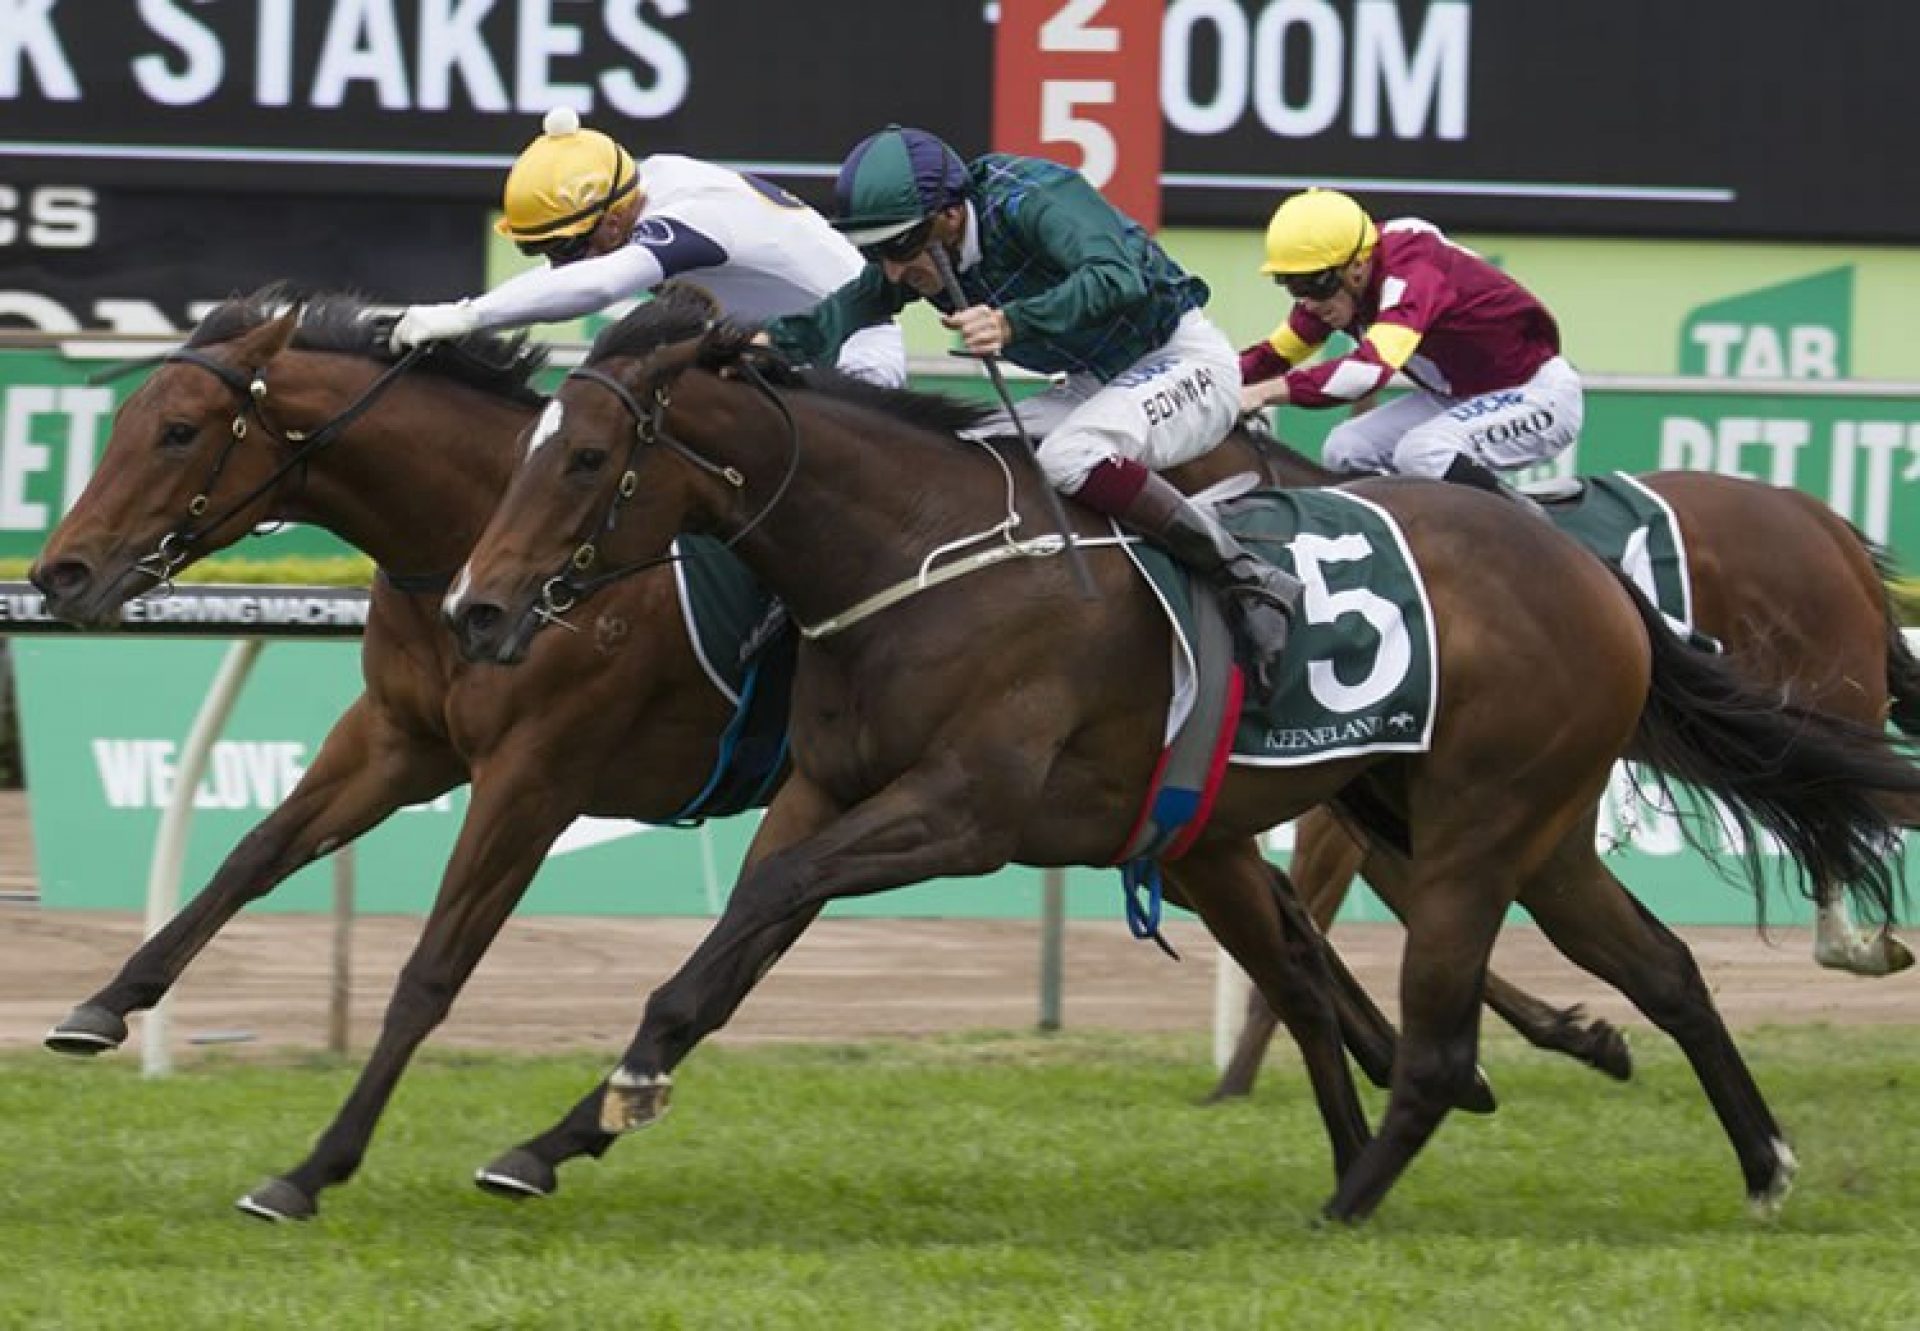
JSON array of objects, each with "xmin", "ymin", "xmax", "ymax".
[
  {"xmin": 526, "ymin": 354, "xmax": 800, "ymax": 632},
  {"xmin": 133, "ymin": 340, "xmax": 425, "ymax": 591}
]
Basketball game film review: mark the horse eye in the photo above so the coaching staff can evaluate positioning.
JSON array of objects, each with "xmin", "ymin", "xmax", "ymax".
[
  {"xmin": 568, "ymin": 447, "xmax": 608, "ymax": 475},
  {"xmin": 159, "ymin": 421, "xmax": 197, "ymax": 449}
]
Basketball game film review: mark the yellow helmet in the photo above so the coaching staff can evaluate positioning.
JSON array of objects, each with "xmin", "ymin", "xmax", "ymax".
[
  {"xmin": 1259, "ymin": 188, "xmax": 1378, "ymax": 276},
  {"xmin": 496, "ymin": 108, "xmax": 639, "ymax": 248}
]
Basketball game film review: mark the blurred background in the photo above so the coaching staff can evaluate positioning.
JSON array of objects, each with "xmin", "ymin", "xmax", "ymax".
[{"xmin": 1, "ymin": 0, "xmax": 1915, "ymax": 922}]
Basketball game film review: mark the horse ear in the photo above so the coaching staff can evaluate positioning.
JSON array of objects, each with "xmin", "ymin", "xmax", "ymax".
[{"xmin": 238, "ymin": 305, "xmax": 302, "ymax": 364}]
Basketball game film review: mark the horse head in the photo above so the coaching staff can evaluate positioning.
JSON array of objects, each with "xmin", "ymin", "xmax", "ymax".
[
  {"xmin": 30, "ymin": 286, "xmax": 308, "ymax": 625},
  {"xmin": 445, "ymin": 284, "xmax": 766, "ymax": 664}
]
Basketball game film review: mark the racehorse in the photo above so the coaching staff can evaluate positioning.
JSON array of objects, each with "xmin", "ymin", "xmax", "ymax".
[
  {"xmin": 443, "ymin": 293, "xmax": 1920, "ymax": 1221},
  {"xmin": 1210, "ymin": 448, "xmax": 1920, "ymax": 1100},
  {"xmin": 26, "ymin": 286, "xmax": 1381, "ymax": 1219}
]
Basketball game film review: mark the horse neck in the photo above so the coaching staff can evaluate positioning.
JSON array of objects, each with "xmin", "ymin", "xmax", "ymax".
[
  {"xmin": 274, "ymin": 352, "xmax": 533, "ymax": 576},
  {"xmin": 686, "ymin": 379, "xmax": 1025, "ymax": 630}
]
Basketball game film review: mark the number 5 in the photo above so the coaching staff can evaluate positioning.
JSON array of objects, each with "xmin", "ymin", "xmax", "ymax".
[{"xmin": 1040, "ymin": 81, "xmax": 1117, "ymax": 187}]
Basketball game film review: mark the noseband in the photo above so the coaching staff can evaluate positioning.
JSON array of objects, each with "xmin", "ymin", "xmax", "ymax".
[
  {"xmin": 135, "ymin": 343, "xmax": 424, "ymax": 590},
  {"xmin": 528, "ymin": 356, "xmax": 799, "ymax": 630}
]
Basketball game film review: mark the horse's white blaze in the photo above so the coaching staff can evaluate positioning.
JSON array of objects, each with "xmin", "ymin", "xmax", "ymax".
[
  {"xmin": 442, "ymin": 566, "xmax": 472, "ymax": 619},
  {"xmin": 528, "ymin": 400, "xmax": 565, "ymax": 457}
]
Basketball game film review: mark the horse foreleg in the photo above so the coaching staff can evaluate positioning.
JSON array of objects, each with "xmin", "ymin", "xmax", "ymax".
[
  {"xmin": 45, "ymin": 696, "xmax": 463, "ymax": 1057},
  {"xmin": 1171, "ymin": 847, "xmax": 1372, "ymax": 1181},
  {"xmin": 1323, "ymin": 842, "xmax": 1514, "ymax": 1223},
  {"xmin": 1206, "ymin": 807, "xmax": 1369, "ymax": 1100},
  {"xmin": 235, "ymin": 774, "xmax": 576, "ymax": 1222},
  {"xmin": 1812, "ymin": 880, "xmax": 1916, "ymax": 976}
]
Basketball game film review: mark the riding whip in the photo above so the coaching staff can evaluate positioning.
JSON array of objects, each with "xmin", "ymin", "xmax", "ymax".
[{"xmin": 928, "ymin": 244, "xmax": 1098, "ymax": 600}]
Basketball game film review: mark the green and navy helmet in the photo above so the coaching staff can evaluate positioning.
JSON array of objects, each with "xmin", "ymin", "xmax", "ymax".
[{"xmin": 831, "ymin": 125, "xmax": 971, "ymax": 247}]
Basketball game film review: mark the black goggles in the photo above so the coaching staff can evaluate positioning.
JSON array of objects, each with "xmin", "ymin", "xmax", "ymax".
[
  {"xmin": 1277, "ymin": 267, "xmax": 1346, "ymax": 301},
  {"xmin": 517, "ymin": 226, "xmax": 597, "ymax": 265},
  {"xmin": 859, "ymin": 218, "xmax": 936, "ymax": 265}
]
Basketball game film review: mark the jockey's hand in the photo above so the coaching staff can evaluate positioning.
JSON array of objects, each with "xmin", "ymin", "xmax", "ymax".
[
  {"xmin": 1239, "ymin": 378, "xmax": 1288, "ymax": 417},
  {"xmin": 391, "ymin": 300, "xmax": 478, "ymax": 352},
  {"xmin": 941, "ymin": 305, "xmax": 1011, "ymax": 358}
]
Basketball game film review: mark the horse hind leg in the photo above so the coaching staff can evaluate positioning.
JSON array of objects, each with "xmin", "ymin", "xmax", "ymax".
[{"xmin": 1520, "ymin": 838, "xmax": 1797, "ymax": 1217}]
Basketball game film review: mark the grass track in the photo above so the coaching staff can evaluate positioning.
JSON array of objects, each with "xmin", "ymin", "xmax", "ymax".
[{"xmin": 2, "ymin": 1027, "xmax": 1916, "ymax": 1329}]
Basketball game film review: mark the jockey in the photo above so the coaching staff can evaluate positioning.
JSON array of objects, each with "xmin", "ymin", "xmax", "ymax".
[
  {"xmin": 1238, "ymin": 188, "xmax": 1582, "ymax": 497},
  {"xmin": 765, "ymin": 125, "xmax": 1301, "ymax": 695},
  {"xmin": 391, "ymin": 109, "xmax": 906, "ymax": 387}
]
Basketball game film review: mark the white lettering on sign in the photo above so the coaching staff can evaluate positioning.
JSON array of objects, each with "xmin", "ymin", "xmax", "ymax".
[
  {"xmin": 1660, "ymin": 413, "xmax": 1920, "ymax": 546},
  {"xmin": 1163, "ymin": 0, "xmax": 1469, "ymax": 140},
  {"xmin": 92, "ymin": 737, "xmax": 455, "ymax": 813},
  {"xmin": 0, "ymin": 386, "xmax": 112, "ymax": 531},
  {"xmin": 92, "ymin": 739, "xmax": 308, "ymax": 811},
  {"xmin": 7, "ymin": 0, "xmax": 691, "ymax": 117},
  {"xmin": 0, "ymin": 186, "xmax": 98, "ymax": 249},
  {"xmin": 133, "ymin": 0, "xmax": 225, "ymax": 106},
  {"xmin": 1689, "ymin": 322, "xmax": 1841, "ymax": 379},
  {"xmin": 1829, "ymin": 420, "xmax": 1920, "ymax": 546},
  {"xmin": 0, "ymin": 0, "xmax": 79, "ymax": 100}
]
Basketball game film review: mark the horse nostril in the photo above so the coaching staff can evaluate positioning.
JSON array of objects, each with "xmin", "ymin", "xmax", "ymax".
[
  {"xmin": 457, "ymin": 602, "xmax": 503, "ymax": 643},
  {"xmin": 29, "ymin": 558, "xmax": 92, "ymax": 602}
]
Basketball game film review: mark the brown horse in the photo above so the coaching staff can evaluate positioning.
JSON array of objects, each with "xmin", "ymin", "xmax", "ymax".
[
  {"xmin": 1211, "ymin": 448, "xmax": 1920, "ymax": 1100},
  {"xmin": 27, "ymin": 287, "xmax": 1383, "ymax": 1220},
  {"xmin": 444, "ymin": 295, "xmax": 1919, "ymax": 1221}
]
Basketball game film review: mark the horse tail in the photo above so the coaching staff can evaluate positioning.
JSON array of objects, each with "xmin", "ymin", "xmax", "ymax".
[
  {"xmin": 1616, "ymin": 567, "xmax": 1920, "ymax": 930},
  {"xmin": 1858, "ymin": 537, "xmax": 1920, "ymax": 738}
]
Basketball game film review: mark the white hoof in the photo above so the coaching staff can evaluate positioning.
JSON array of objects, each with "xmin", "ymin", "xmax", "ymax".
[
  {"xmin": 1747, "ymin": 1138, "xmax": 1798, "ymax": 1220},
  {"xmin": 1814, "ymin": 931, "xmax": 1915, "ymax": 978}
]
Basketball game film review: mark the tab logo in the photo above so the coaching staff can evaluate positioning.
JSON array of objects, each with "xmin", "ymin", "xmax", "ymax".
[{"xmin": 1679, "ymin": 267, "xmax": 1851, "ymax": 380}]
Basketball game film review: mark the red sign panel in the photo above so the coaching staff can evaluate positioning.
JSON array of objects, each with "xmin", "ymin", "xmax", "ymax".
[{"xmin": 992, "ymin": 0, "xmax": 1164, "ymax": 230}]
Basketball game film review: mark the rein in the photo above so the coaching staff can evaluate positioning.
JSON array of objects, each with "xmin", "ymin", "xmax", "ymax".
[
  {"xmin": 527, "ymin": 356, "xmax": 800, "ymax": 631},
  {"xmin": 135, "ymin": 343, "xmax": 426, "ymax": 589}
]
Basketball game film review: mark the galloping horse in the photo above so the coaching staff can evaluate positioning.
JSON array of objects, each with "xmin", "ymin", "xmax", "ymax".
[
  {"xmin": 1210, "ymin": 447, "xmax": 1920, "ymax": 1100},
  {"xmin": 27, "ymin": 287, "xmax": 1382, "ymax": 1219},
  {"xmin": 445, "ymin": 295, "xmax": 1920, "ymax": 1220}
]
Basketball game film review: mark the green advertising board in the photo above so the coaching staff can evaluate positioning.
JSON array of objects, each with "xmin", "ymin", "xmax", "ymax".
[
  {"xmin": 11, "ymin": 635, "xmax": 1911, "ymax": 925},
  {"xmin": 0, "ymin": 346, "xmax": 349, "ymax": 564}
]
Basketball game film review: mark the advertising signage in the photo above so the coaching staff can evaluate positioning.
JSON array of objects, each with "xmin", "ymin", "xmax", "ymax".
[{"xmin": 1, "ymin": 2, "xmax": 1912, "ymax": 242}]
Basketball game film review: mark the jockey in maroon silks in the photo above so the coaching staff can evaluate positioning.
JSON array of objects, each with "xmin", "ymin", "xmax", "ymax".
[{"xmin": 1239, "ymin": 188, "xmax": 1582, "ymax": 499}]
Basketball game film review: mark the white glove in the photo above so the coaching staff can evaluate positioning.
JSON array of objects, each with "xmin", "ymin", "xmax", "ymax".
[{"xmin": 391, "ymin": 300, "xmax": 478, "ymax": 351}]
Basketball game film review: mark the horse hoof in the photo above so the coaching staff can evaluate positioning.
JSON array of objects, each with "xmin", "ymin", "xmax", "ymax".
[
  {"xmin": 235, "ymin": 1177, "xmax": 318, "ymax": 1223},
  {"xmin": 1199, "ymin": 1082, "xmax": 1253, "ymax": 1107},
  {"xmin": 1457, "ymin": 1065, "xmax": 1498, "ymax": 1116},
  {"xmin": 1814, "ymin": 932, "xmax": 1915, "ymax": 977},
  {"xmin": 44, "ymin": 1004, "xmax": 129, "ymax": 1056},
  {"xmin": 1747, "ymin": 1138, "xmax": 1799, "ymax": 1220},
  {"xmin": 598, "ymin": 1067, "xmax": 672, "ymax": 1135},
  {"xmin": 1590, "ymin": 1024, "xmax": 1634, "ymax": 1082},
  {"xmin": 474, "ymin": 1148, "xmax": 556, "ymax": 1201}
]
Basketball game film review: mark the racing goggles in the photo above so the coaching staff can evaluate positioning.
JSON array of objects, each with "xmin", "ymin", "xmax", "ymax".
[
  {"xmin": 859, "ymin": 218, "xmax": 936, "ymax": 266},
  {"xmin": 517, "ymin": 228, "xmax": 596, "ymax": 266},
  {"xmin": 1276, "ymin": 267, "xmax": 1347, "ymax": 301}
]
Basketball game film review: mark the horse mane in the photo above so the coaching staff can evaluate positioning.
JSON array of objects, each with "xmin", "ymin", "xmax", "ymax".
[
  {"xmin": 589, "ymin": 285, "xmax": 996, "ymax": 440},
  {"xmin": 186, "ymin": 281, "xmax": 551, "ymax": 407}
]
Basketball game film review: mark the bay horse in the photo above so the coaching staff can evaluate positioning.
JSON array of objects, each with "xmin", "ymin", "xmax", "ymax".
[
  {"xmin": 27, "ymin": 286, "xmax": 1383, "ymax": 1220},
  {"xmin": 444, "ymin": 295, "xmax": 1920, "ymax": 1221},
  {"xmin": 1210, "ymin": 447, "xmax": 1920, "ymax": 1100}
]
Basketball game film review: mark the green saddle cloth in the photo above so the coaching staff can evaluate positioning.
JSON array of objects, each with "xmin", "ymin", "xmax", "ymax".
[{"xmin": 1129, "ymin": 489, "xmax": 1439, "ymax": 767}]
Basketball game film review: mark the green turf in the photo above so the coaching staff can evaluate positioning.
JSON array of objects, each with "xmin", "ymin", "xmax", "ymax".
[{"xmin": 2, "ymin": 1028, "xmax": 1917, "ymax": 1329}]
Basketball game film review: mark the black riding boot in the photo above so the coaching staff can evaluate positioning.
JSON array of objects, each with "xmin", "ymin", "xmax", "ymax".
[
  {"xmin": 1442, "ymin": 454, "xmax": 1549, "ymax": 519},
  {"xmin": 1116, "ymin": 472, "xmax": 1302, "ymax": 698}
]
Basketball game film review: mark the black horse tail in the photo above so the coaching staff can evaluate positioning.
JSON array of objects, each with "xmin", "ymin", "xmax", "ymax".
[
  {"xmin": 1615, "ymin": 568, "xmax": 1920, "ymax": 930},
  {"xmin": 1861, "ymin": 539, "xmax": 1920, "ymax": 738}
]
